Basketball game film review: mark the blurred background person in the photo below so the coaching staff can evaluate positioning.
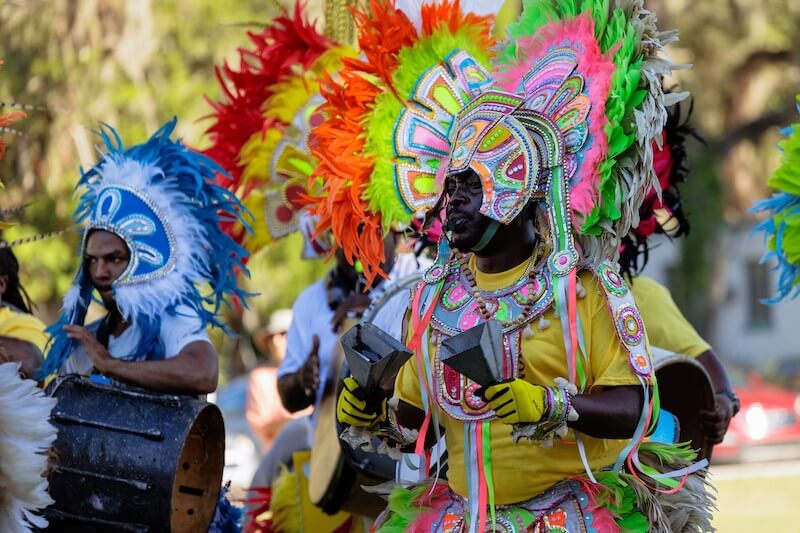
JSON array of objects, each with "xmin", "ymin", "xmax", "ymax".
[
  {"xmin": 246, "ymin": 308, "xmax": 304, "ymax": 453},
  {"xmin": 0, "ymin": 244, "xmax": 46, "ymax": 379}
]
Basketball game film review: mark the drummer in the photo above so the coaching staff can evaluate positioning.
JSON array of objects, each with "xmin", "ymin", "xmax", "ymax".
[
  {"xmin": 277, "ymin": 229, "xmax": 411, "ymax": 427},
  {"xmin": 39, "ymin": 119, "xmax": 249, "ymax": 397},
  {"xmin": 622, "ymin": 97, "xmax": 738, "ymax": 444}
]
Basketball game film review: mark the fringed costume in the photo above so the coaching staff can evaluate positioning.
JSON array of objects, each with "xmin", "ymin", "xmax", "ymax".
[{"xmin": 318, "ymin": 1, "xmax": 715, "ymax": 531}]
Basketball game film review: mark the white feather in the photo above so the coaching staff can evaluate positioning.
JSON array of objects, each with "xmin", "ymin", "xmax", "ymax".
[
  {"xmin": 87, "ymin": 157, "xmax": 217, "ymax": 323},
  {"xmin": 0, "ymin": 363, "xmax": 57, "ymax": 532}
]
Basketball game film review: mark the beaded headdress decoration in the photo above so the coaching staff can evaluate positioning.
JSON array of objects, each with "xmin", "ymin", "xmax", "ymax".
[
  {"xmin": 752, "ymin": 93, "xmax": 800, "ymax": 302},
  {"xmin": 41, "ymin": 119, "xmax": 249, "ymax": 378},
  {"xmin": 307, "ymin": 0, "xmax": 498, "ymax": 284}
]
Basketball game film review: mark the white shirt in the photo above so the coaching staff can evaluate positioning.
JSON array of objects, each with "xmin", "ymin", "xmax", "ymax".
[
  {"xmin": 277, "ymin": 255, "xmax": 427, "ymax": 436},
  {"xmin": 60, "ymin": 305, "xmax": 211, "ymax": 375}
]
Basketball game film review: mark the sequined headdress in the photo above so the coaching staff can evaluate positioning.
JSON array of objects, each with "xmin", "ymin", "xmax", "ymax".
[
  {"xmin": 41, "ymin": 119, "xmax": 249, "ymax": 378},
  {"xmin": 752, "ymin": 94, "xmax": 800, "ymax": 302},
  {"xmin": 204, "ymin": 6, "xmax": 338, "ymax": 258},
  {"xmin": 307, "ymin": 0, "xmax": 498, "ymax": 284}
]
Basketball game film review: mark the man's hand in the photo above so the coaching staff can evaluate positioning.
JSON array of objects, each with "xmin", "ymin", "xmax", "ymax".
[
  {"xmin": 337, "ymin": 377, "xmax": 386, "ymax": 427},
  {"xmin": 63, "ymin": 325, "xmax": 113, "ymax": 374},
  {"xmin": 701, "ymin": 393, "xmax": 736, "ymax": 444},
  {"xmin": 482, "ymin": 379, "xmax": 548, "ymax": 425},
  {"xmin": 300, "ymin": 335, "xmax": 321, "ymax": 398},
  {"xmin": 331, "ymin": 293, "xmax": 371, "ymax": 333}
]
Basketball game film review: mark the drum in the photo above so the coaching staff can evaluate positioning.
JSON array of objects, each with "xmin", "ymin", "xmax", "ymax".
[
  {"xmin": 308, "ymin": 345, "xmax": 395, "ymax": 517},
  {"xmin": 651, "ymin": 348, "xmax": 716, "ymax": 461},
  {"xmin": 44, "ymin": 375, "xmax": 225, "ymax": 532},
  {"xmin": 308, "ymin": 273, "xmax": 423, "ymax": 517}
]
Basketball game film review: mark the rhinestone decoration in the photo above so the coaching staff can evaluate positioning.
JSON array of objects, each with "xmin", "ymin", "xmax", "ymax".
[
  {"xmin": 87, "ymin": 185, "xmax": 177, "ymax": 286},
  {"xmin": 615, "ymin": 304, "xmax": 644, "ymax": 346},
  {"xmin": 598, "ymin": 263, "xmax": 628, "ymax": 297},
  {"xmin": 394, "ymin": 51, "xmax": 493, "ymax": 214},
  {"xmin": 446, "ymin": 91, "xmax": 540, "ymax": 225}
]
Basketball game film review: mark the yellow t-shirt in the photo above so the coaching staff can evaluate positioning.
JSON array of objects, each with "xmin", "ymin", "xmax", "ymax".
[
  {"xmin": 395, "ymin": 260, "xmax": 640, "ymax": 504},
  {"xmin": 630, "ymin": 276, "xmax": 710, "ymax": 358},
  {"xmin": 0, "ymin": 306, "xmax": 48, "ymax": 352}
]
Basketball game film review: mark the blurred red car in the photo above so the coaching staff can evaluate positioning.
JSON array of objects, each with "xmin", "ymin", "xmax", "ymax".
[{"xmin": 713, "ymin": 367, "xmax": 800, "ymax": 463}]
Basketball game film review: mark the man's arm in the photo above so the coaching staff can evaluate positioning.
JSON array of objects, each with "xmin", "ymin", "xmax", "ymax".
[
  {"xmin": 569, "ymin": 385, "xmax": 644, "ymax": 439},
  {"xmin": 277, "ymin": 334, "xmax": 320, "ymax": 413},
  {"xmin": 64, "ymin": 324, "xmax": 218, "ymax": 394},
  {"xmin": 697, "ymin": 349, "xmax": 738, "ymax": 443},
  {"xmin": 396, "ymin": 399, "xmax": 441, "ymax": 451},
  {"xmin": 0, "ymin": 336, "xmax": 42, "ymax": 379},
  {"xmin": 99, "ymin": 341, "xmax": 219, "ymax": 394}
]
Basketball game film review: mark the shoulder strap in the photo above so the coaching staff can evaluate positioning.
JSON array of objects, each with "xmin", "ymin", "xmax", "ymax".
[{"xmin": 591, "ymin": 260, "xmax": 653, "ymax": 378}]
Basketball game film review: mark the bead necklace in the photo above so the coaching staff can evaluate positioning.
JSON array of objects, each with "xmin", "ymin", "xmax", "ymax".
[{"xmin": 456, "ymin": 249, "xmax": 544, "ymax": 331}]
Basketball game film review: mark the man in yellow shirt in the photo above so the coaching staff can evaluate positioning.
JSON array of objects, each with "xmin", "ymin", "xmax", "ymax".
[
  {"xmin": 631, "ymin": 276, "xmax": 737, "ymax": 444},
  {"xmin": 329, "ymin": 0, "xmax": 712, "ymax": 529},
  {"xmin": 0, "ymin": 246, "xmax": 46, "ymax": 379}
]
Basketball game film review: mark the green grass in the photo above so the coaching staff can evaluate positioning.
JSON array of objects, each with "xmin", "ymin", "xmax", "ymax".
[{"xmin": 713, "ymin": 474, "xmax": 800, "ymax": 531}]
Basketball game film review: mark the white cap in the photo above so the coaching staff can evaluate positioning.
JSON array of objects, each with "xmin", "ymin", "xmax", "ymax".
[{"xmin": 265, "ymin": 308, "xmax": 293, "ymax": 335}]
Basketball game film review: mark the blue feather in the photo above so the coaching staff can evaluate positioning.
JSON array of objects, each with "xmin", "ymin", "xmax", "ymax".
[
  {"xmin": 41, "ymin": 118, "xmax": 251, "ymax": 381},
  {"xmin": 208, "ymin": 482, "xmax": 244, "ymax": 533},
  {"xmin": 751, "ymin": 192, "xmax": 800, "ymax": 302}
]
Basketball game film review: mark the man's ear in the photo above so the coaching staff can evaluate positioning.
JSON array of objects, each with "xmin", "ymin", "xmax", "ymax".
[{"xmin": 0, "ymin": 274, "xmax": 8, "ymax": 297}]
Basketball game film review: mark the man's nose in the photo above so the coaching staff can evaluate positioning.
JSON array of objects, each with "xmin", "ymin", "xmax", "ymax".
[
  {"xmin": 449, "ymin": 183, "xmax": 468, "ymax": 206},
  {"xmin": 93, "ymin": 260, "xmax": 111, "ymax": 279}
]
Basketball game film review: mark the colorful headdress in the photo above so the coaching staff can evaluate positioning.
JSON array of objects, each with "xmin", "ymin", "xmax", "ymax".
[
  {"xmin": 203, "ymin": 5, "xmax": 332, "ymax": 195},
  {"xmin": 307, "ymin": 0, "xmax": 497, "ymax": 284},
  {"xmin": 41, "ymin": 119, "xmax": 249, "ymax": 379},
  {"xmin": 314, "ymin": 0, "xmax": 693, "ymax": 508},
  {"xmin": 620, "ymin": 95, "xmax": 696, "ymax": 277},
  {"xmin": 752, "ymin": 94, "xmax": 800, "ymax": 302},
  {"xmin": 205, "ymin": 7, "xmax": 346, "ymax": 259}
]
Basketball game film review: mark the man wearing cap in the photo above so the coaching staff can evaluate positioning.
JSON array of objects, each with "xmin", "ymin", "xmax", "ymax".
[{"xmin": 246, "ymin": 308, "xmax": 304, "ymax": 452}]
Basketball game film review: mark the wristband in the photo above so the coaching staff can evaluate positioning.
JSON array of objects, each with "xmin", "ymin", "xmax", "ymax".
[{"xmin": 511, "ymin": 377, "xmax": 579, "ymax": 446}]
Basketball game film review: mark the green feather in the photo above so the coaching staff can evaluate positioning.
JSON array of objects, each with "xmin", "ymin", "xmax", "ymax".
[{"xmin": 376, "ymin": 483, "xmax": 431, "ymax": 533}]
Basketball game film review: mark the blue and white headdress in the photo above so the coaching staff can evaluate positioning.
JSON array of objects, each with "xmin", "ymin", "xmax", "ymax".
[{"xmin": 41, "ymin": 119, "xmax": 249, "ymax": 378}]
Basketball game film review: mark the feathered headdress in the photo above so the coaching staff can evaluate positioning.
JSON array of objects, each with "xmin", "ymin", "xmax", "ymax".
[
  {"xmin": 752, "ymin": 94, "xmax": 800, "ymax": 302},
  {"xmin": 41, "ymin": 119, "xmax": 249, "ymax": 379},
  {"xmin": 203, "ymin": 5, "xmax": 332, "ymax": 197},
  {"xmin": 620, "ymin": 95, "xmax": 696, "ymax": 277},
  {"xmin": 307, "ymin": 0, "xmax": 497, "ymax": 284},
  {"xmin": 205, "ymin": 6, "xmax": 345, "ymax": 259}
]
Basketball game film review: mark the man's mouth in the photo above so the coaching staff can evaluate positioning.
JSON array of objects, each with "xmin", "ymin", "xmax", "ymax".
[{"xmin": 445, "ymin": 213, "xmax": 468, "ymax": 231}]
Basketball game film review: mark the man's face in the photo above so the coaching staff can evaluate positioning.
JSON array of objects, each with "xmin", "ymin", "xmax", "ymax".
[
  {"xmin": 84, "ymin": 230, "xmax": 130, "ymax": 305},
  {"xmin": 443, "ymin": 170, "xmax": 490, "ymax": 251}
]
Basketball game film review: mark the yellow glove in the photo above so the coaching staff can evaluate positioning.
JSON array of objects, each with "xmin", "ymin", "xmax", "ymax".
[
  {"xmin": 336, "ymin": 377, "xmax": 387, "ymax": 427},
  {"xmin": 483, "ymin": 379, "xmax": 548, "ymax": 425}
]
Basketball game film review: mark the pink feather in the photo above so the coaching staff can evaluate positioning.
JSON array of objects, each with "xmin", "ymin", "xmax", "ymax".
[
  {"xmin": 409, "ymin": 483, "xmax": 451, "ymax": 532},
  {"xmin": 496, "ymin": 14, "xmax": 614, "ymax": 224}
]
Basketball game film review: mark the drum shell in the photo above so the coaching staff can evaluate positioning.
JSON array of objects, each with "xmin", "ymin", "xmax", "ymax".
[
  {"xmin": 652, "ymin": 349, "xmax": 716, "ymax": 461},
  {"xmin": 44, "ymin": 375, "xmax": 224, "ymax": 532}
]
